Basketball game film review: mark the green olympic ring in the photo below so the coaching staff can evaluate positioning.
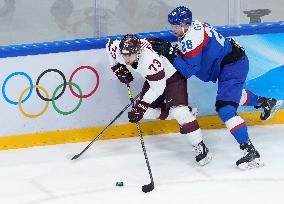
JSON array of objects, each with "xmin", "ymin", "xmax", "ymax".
[{"xmin": 52, "ymin": 82, "xmax": 83, "ymax": 115}]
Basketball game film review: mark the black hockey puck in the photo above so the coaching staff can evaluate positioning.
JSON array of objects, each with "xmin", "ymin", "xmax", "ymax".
[{"xmin": 116, "ymin": 181, "xmax": 124, "ymax": 186}]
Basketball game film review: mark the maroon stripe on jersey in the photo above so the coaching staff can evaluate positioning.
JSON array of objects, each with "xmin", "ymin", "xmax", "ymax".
[
  {"xmin": 180, "ymin": 120, "xmax": 200, "ymax": 134},
  {"xmin": 146, "ymin": 70, "xmax": 165, "ymax": 81},
  {"xmin": 181, "ymin": 24, "xmax": 209, "ymax": 58}
]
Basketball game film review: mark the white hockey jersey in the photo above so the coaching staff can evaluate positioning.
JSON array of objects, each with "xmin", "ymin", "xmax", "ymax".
[{"xmin": 106, "ymin": 39, "xmax": 177, "ymax": 104}]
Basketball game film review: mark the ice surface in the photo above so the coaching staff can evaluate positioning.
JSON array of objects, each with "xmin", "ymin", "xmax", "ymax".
[{"xmin": 0, "ymin": 124, "xmax": 284, "ymax": 204}]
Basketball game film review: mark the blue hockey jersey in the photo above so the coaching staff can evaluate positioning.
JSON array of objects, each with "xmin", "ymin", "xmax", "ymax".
[{"xmin": 173, "ymin": 20, "xmax": 232, "ymax": 82}]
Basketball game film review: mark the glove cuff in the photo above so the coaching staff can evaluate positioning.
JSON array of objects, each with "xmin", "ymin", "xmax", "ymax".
[{"xmin": 111, "ymin": 63, "xmax": 127, "ymax": 72}]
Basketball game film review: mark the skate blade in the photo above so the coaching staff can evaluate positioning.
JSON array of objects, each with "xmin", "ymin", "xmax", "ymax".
[
  {"xmin": 266, "ymin": 100, "xmax": 283, "ymax": 120},
  {"xmin": 237, "ymin": 158, "xmax": 264, "ymax": 170},
  {"xmin": 197, "ymin": 154, "xmax": 212, "ymax": 166}
]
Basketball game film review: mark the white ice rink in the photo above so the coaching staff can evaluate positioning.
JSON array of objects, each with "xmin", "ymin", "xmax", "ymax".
[{"xmin": 1, "ymin": 124, "xmax": 284, "ymax": 204}]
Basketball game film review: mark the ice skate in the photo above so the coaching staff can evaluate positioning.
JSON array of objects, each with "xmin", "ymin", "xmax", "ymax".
[
  {"xmin": 256, "ymin": 97, "xmax": 283, "ymax": 120},
  {"xmin": 236, "ymin": 141, "xmax": 264, "ymax": 170},
  {"xmin": 193, "ymin": 141, "xmax": 212, "ymax": 166}
]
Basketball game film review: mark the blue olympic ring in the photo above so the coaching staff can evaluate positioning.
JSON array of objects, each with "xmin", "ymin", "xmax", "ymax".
[{"xmin": 2, "ymin": 72, "xmax": 33, "ymax": 105}]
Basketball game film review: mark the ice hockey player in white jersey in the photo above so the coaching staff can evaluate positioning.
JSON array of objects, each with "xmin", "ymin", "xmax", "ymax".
[
  {"xmin": 167, "ymin": 6, "xmax": 283, "ymax": 170},
  {"xmin": 106, "ymin": 34, "xmax": 212, "ymax": 166}
]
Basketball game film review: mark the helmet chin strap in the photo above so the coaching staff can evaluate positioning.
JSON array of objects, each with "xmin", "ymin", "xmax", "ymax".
[
  {"xmin": 177, "ymin": 25, "xmax": 187, "ymax": 40},
  {"xmin": 182, "ymin": 26, "xmax": 185, "ymax": 35},
  {"xmin": 131, "ymin": 53, "xmax": 139, "ymax": 69},
  {"xmin": 181, "ymin": 24, "xmax": 190, "ymax": 38},
  {"xmin": 182, "ymin": 27, "xmax": 186, "ymax": 38},
  {"xmin": 136, "ymin": 51, "xmax": 140, "ymax": 62}
]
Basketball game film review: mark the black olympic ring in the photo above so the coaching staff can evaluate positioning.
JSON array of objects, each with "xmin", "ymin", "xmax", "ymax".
[{"xmin": 36, "ymin": 69, "xmax": 67, "ymax": 101}]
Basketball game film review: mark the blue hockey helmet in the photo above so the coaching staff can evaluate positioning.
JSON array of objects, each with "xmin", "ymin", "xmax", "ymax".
[{"xmin": 168, "ymin": 6, "xmax": 192, "ymax": 25}]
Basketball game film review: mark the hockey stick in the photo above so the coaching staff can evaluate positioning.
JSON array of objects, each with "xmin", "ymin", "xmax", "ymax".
[
  {"xmin": 125, "ymin": 82, "xmax": 154, "ymax": 193},
  {"xmin": 70, "ymin": 93, "xmax": 141, "ymax": 160}
]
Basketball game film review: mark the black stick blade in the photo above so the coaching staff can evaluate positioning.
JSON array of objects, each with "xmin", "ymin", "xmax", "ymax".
[
  {"xmin": 71, "ymin": 154, "xmax": 80, "ymax": 160},
  {"xmin": 142, "ymin": 182, "xmax": 154, "ymax": 193}
]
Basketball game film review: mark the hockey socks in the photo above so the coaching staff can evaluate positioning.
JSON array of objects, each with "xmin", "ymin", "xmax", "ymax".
[
  {"xmin": 239, "ymin": 89, "xmax": 259, "ymax": 106},
  {"xmin": 170, "ymin": 106, "xmax": 202, "ymax": 145},
  {"xmin": 170, "ymin": 106, "xmax": 212, "ymax": 165},
  {"xmin": 218, "ymin": 105, "xmax": 249, "ymax": 144}
]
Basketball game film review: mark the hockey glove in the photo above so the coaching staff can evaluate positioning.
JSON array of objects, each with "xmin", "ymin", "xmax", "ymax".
[
  {"xmin": 111, "ymin": 63, "xmax": 134, "ymax": 84},
  {"xmin": 147, "ymin": 37, "xmax": 180, "ymax": 63},
  {"xmin": 128, "ymin": 100, "xmax": 149, "ymax": 123}
]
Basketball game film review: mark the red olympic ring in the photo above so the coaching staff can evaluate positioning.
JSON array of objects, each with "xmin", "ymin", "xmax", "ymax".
[{"xmin": 69, "ymin": 66, "xmax": 100, "ymax": 99}]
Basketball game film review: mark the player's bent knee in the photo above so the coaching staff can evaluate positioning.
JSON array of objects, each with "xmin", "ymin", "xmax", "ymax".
[
  {"xmin": 170, "ymin": 105, "xmax": 196, "ymax": 124},
  {"xmin": 215, "ymin": 100, "xmax": 239, "ymax": 112},
  {"xmin": 217, "ymin": 105, "xmax": 237, "ymax": 122}
]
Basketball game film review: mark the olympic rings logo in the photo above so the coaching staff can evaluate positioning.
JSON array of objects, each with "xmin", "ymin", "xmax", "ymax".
[{"xmin": 1, "ymin": 66, "xmax": 100, "ymax": 118}]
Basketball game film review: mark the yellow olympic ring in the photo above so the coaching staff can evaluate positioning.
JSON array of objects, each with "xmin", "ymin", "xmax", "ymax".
[{"xmin": 18, "ymin": 85, "xmax": 49, "ymax": 118}]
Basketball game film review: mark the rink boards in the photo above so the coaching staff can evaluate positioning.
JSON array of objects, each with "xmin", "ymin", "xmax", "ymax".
[{"xmin": 0, "ymin": 22, "xmax": 284, "ymax": 150}]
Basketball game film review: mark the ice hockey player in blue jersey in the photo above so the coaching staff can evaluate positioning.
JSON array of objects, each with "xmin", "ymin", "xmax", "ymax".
[{"xmin": 167, "ymin": 6, "xmax": 283, "ymax": 170}]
